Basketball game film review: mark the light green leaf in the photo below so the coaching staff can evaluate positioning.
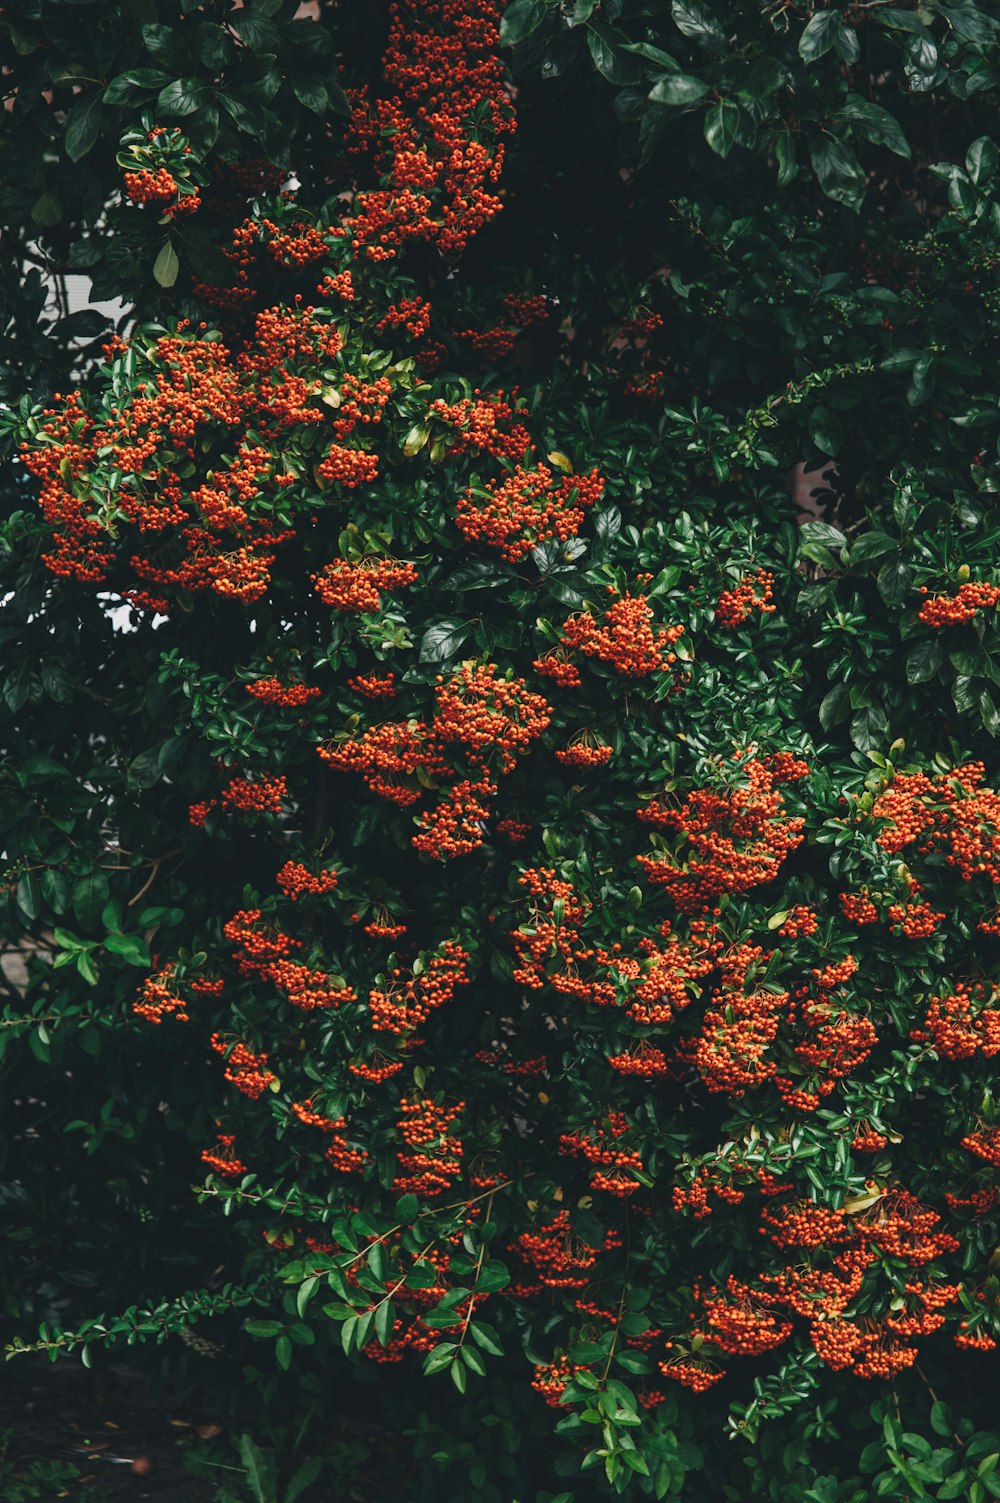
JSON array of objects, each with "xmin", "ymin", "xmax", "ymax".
[
  {"xmin": 153, "ymin": 240, "xmax": 180, "ymax": 288},
  {"xmin": 649, "ymin": 72, "xmax": 710, "ymax": 106}
]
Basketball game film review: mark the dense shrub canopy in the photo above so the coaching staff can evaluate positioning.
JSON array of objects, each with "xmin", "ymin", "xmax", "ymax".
[{"xmin": 3, "ymin": 1, "xmax": 1000, "ymax": 1499}]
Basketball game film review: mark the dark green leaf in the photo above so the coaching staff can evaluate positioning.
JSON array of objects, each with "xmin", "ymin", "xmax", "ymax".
[
  {"xmin": 808, "ymin": 135, "xmax": 866, "ymax": 209},
  {"xmin": 851, "ymin": 704, "xmax": 889, "ymax": 753},
  {"xmin": 230, "ymin": 12, "xmax": 281, "ymax": 49},
  {"xmin": 671, "ymin": 0, "xmax": 725, "ymax": 46},
  {"xmin": 16, "ymin": 872, "xmax": 40, "ymax": 922},
  {"xmin": 103, "ymin": 68, "xmax": 171, "ymax": 104},
  {"xmin": 157, "ymin": 78, "xmax": 210, "ymax": 117},
  {"xmin": 141, "ymin": 23, "xmax": 193, "ymax": 71},
  {"xmin": 819, "ymin": 682, "xmax": 851, "ymax": 731},
  {"xmin": 704, "ymin": 99, "xmax": 738, "ymax": 157},
  {"xmin": 847, "ymin": 532, "xmax": 897, "ymax": 565},
  {"xmin": 587, "ymin": 24, "xmax": 643, "ymax": 84},
  {"xmin": 799, "ymin": 11, "xmax": 842, "ymax": 61},
  {"xmin": 41, "ymin": 868, "xmax": 70, "ymax": 915},
  {"xmin": 419, "ymin": 620, "xmax": 470, "ymax": 663},
  {"xmin": 906, "ymin": 639, "xmax": 943, "ymax": 685},
  {"xmin": 842, "ymin": 95, "xmax": 911, "ymax": 158},
  {"xmin": 876, "ymin": 558, "xmax": 913, "ymax": 607},
  {"xmin": 64, "ymin": 93, "xmax": 103, "ymax": 161},
  {"xmin": 73, "ymin": 873, "xmax": 110, "ymax": 931},
  {"xmin": 499, "ymin": 0, "xmax": 546, "ymax": 45},
  {"xmin": 807, "ymin": 405, "xmax": 844, "ymax": 455}
]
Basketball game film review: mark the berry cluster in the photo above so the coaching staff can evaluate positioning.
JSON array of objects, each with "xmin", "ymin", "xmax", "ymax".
[
  {"xmin": 246, "ymin": 678, "xmax": 320, "ymax": 708},
  {"xmin": 715, "ymin": 569, "xmax": 777, "ymax": 628},
  {"xmin": 313, "ymin": 558, "xmax": 419, "ymax": 612},
  {"xmin": 636, "ymin": 755, "xmax": 808, "ymax": 913},
  {"xmin": 455, "ymin": 463, "xmax": 604, "ymax": 561},
  {"xmin": 560, "ymin": 592, "xmax": 684, "ymax": 679},
  {"xmin": 320, "ymin": 664, "xmax": 549, "ymax": 861},
  {"xmin": 275, "ymin": 862, "xmax": 339, "ymax": 901},
  {"xmin": 209, "ymin": 1035, "xmax": 276, "ymax": 1099},
  {"xmin": 918, "ymin": 579, "xmax": 1000, "ymax": 626}
]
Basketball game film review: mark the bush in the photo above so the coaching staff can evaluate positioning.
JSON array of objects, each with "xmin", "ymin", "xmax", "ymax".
[{"xmin": 4, "ymin": 1, "xmax": 1000, "ymax": 1498}]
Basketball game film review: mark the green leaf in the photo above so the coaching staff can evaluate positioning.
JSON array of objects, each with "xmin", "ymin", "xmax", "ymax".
[
  {"xmin": 76, "ymin": 953, "xmax": 99, "ymax": 985},
  {"xmin": 128, "ymin": 747, "xmax": 164, "ymax": 789},
  {"xmin": 587, "ymin": 24, "xmax": 643, "ymax": 84},
  {"xmin": 704, "ymin": 99, "xmax": 738, "ymax": 157},
  {"xmin": 153, "ymin": 241, "xmax": 180, "ymax": 288},
  {"xmin": 31, "ymin": 193, "xmax": 63, "ymax": 227},
  {"xmin": 418, "ymin": 619, "xmax": 470, "ymax": 663},
  {"xmin": 775, "ymin": 130, "xmax": 798, "ymax": 186},
  {"xmin": 906, "ymin": 638, "xmax": 943, "ymax": 685},
  {"xmin": 649, "ymin": 72, "xmax": 710, "ymax": 106},
  {"xmin": 834, "ymin": 24, "xmax": 860, "ymax": 63},
  {"xmin": 807, "ymin": 405, "xmax": 844, "ymax": 455},
  {"xmin": 244, "ymin": 1320, "xmax": 283, "ymax": 1338},
  {"xmin": 461, "ymin": 1345, "xmax": 487, "ymax": 1376},
  {"xmin": 967, "ymin": 136, "xmax": 999, "ymax": 187},
  {"xmin": 238, "ymin": 1433, "xmax": 275, "ymax": 1503},
  {"xmin": 103, "ymin": 932, "xmax": 152, "ymax": 966},
  {"xmin": 842, "ymin": 95, "xmax": 911, "ymax": 158},
  {"xmin": 475, "ymin": 1262, "xmax": 510, "ymax": 1293},
  {"xmin": 220, "ymin": 96, "xmax": 265, "ymax": 133},
  {"xmin": 16, "ymin": 872, "xmax": 40, "ymax": 922},
  {"xmin": 569, "ymin": 1341, "xmax": 609, "ymax": 1363},
  {"xmin": 374, "ymin": 1299, "xmax": 395, "ymax": 1346},
  {"xmin": 291, "ymin": 77, "xmax": 330, "ymax": 115},
  {"xmin": 953, "ymin": 674, "xmax": 977, "ymax": 714},
  {"xmin": 876, "ymin": 558, "xmax": 913, "ymax": 607},
  {"xmin": 285, "ymin": 1458, "xmax": 324, "ymax": 1503},
  {"xmin": 141, "ymin": 23, "xmax": 193, "ymax": 71},
  {"xmin": 41, "ymin": 868, "xmax": 70, "ymax": 915},
  {"xmin": 594, "ymin": 506, "xmax": 622, "ymax": 547},
  {"xmin": 808, "ymin": 135, "xmax": 867, "ymax": 209},
  {"xmin": 671, "ymin": 0, "xmax": 725, "ymax": 46},
  {"xmin": 230, "ymin": 12, "xmax": 281, "ymax": 49},
  {"xmin": 942, "ymin": 5, "xmax": 997, "ymax": 45},
  {"xmin": 799, "ymin": 520, "xmax": 847, "ymax": 550},
  {"xmin": 423, "ymin": 1342, "xmax": 457, "ymax": 1375},
  {"xmin": 930, "ymin": 1402, "xmax": 953, "ymax": 1438},
  {"xmin": 799, "ymin": 11, "xmax": 842, "ymax": 61},
  {"xmin": 847, "ymin": 532, "xmax": 897, "ymax": 565},
  {"xmin": 851, "ymin": 704, "xmax": 889, "ymax": 753},
  {"xmin": 819, "ymin": 682, "xmax": 851, "ymax": 731},
  {"xmin": 499, "ymin": 0, "xmax": 546, "ymax": 45},
  {"xmin": 615, "ymin": 1350, "xmax": 652, "ymax": 1373},
  {"xmin": 73, "ymin": 872, "xmax": 110, "ymax": 930},
  {"xmin": 282, "ymin": 1454, "xmax": 321, "ymax": 1503},
  {"xmin": 469, "ymin": 1321, "xmax": 504, "ymax": 1356},
  {"xmin": 157, "ymin": 77, "xmax": 210, "ymax": 116},
  {"xmin": 103, "ymin": 68, "xmax": 171, "ymax": 104},
  {"xmin": 296, "ymin": 1277, "xmax": 318, "ymax": 1318},
  {"xmin": 979, "ymin": 689, "xmax": 1000, "ymax": 738},
  {"xmin": 64, "ymin": 93, "xmax": 103, "ymax": 161}
]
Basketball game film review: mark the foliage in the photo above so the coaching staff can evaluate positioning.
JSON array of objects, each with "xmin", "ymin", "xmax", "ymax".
[{"xmin": 3, "ymin": 0, "xmax": 1000, "ymax": 1499}]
